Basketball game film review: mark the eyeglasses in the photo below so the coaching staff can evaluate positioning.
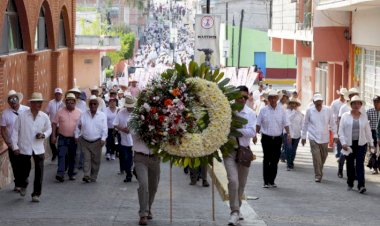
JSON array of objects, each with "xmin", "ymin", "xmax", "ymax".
[
  {"xmin": 65, "ymin": 100, "xmax": 75, "ymax": 104},
  {"xmin": 8, "ymin": 96, "xmax": 19, "ymax": 103}
]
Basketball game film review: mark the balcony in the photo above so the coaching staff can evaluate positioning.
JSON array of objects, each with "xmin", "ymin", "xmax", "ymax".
[
  {"xmin": 317, "ymin": 0, "xmax": 380, "ymax": 11},
  {"xmin": 75, "ymin": 35, "xmax": 121, "ymax": 51}
]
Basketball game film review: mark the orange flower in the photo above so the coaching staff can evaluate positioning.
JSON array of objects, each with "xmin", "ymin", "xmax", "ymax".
[
  {"xmin": 171, "ymin": 88, "xmax": 181, "ymax": 97},
  {"xmin": 150, "ymin": 107, "xmax": 157, "ymax": 114},
  {"xmin": 164, "ymin": 99, "xmax": 173, "ymax": 107}
]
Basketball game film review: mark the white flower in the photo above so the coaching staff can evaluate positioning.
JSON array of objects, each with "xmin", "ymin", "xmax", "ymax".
[{"xmin": 143, "ymin": 103, "xmax": 151, "ymax": 111}]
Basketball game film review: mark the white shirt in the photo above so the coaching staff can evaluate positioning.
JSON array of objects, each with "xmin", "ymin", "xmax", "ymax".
[
  {"xmin": 45, "ymin": 99, "xmax": 64, "ymax": 122},
  {"xmin": 0, "ymin": 105, "xmax": 29, "ymax": 143},
  {"xmin": 286, "ymin": 109, "xmax": 304, "ymax": 139},
  {"xmin": 11, "ymin": 110, "xmax": 52, "ymax": 155},
  {"xmin": 75, "ymin": 110, "xmax": 108, "ymax": 141},
  {"xmin": 302, "ymin": 105, "xmax": 337, "ymax": 143},
  {"xmin": 257, "ymin": 104, "xmax": 290, "ymax": 137},
  {"xmin": 330, "ymin": 98, "xmax": 345, "ymax": 123},
  {"xmin": 339, "ymin": 111, "xmax": 373, "ymax": 146},
  {"xmin": 252, "ymin": 89, "xmax": 263, "ymax": 103},
  {"xmin": 76, "ymin": 99, "xmax": 87, "ymax": 113},
  {"xmin": 338, "ymin": 103, "xmax": 367, "ymax": 119},
  {"xmin": 105, "ymin": 107, "xmax": 118, "ymax": 129},
  {"xmin": 236, "ymin": 105, "xmax": 256, "ymax": 147},
  {"xmin": 132, "ymin": 134, "xmax": 153, "ymax": 155},
  {"xmin": 113, "ymin": 108, "xmax": 133, "ymax": 146}
]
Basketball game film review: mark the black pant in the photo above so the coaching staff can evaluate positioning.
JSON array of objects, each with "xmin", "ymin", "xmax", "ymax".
[
  {"xmin": 8, "ymin": 148, "xmax": 20, "ymax": 186},
  {"xmin": 18, "ymin": 153, "xmax": 45, "ymax": 196},
  {"xmin": 261, "ymin": 134, "xmax": 283, "ymax": 185},
  {"xmin": 106, "ymin": 129, "xmax": 116, "ymax": 155},
  {"xmin": 346, "ymin": 141, "xmax": 367, "ymax": 189}
]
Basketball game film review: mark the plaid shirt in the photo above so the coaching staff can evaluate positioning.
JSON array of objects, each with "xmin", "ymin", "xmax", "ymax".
[{"xmin": 366, "ymin": 108, "xmax": 379, "ymax": 130}]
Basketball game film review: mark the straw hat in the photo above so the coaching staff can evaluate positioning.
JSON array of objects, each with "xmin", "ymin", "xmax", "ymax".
[
  {"xmin": 288, "ymin": 97, "xmax": 301, "ymax": 106},
  {"xmin": 344, "ymin": 87, "xmax": 359, "ymax": 100},
  {"xmin": 313, "ymin": 94, "xmax": 323, "ymax": 102},
  {"xmin": 65, "ymin": 93, "xmax": 76, "ymax": 100},
  {"xmin": 68, "ymin": 87, "xmax": 81, "ymax": 94},
  {"xmin": 349, "ymin": 95, "xmax": 365, "ymax": 106},
  {"xmin": 87, "ymin": 95, "xmax": 99, "ymax": 106},
  {"xmin": 29, "ymin": 92, "xmax": 45, "ymax": 102},
  {"xmin": 7, "ymin": 90, "xmax": 23, "ymax": 102},
  {"xmin": 124, "ymin": 95, "xmax": 136, "ymax": 108},
  {"xmin": 89, "ymin": 86, "xmax": 100, "ymax": 92},
  {"xmin": 267, "ymin": 89, "xmax": 279, "ymax": 97},
  {"xmin": 336, "ymin": 87, "xmax": 347, "ymax": 96}
]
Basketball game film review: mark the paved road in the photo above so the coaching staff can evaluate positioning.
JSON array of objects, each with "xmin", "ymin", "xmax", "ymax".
[
  {"xmin": 0, "ymin": 152, "xmax": 233, "ymax": 226},
  {"xmin": 245, "ymin": 142, "xmax": 380, "ymax": 226}
]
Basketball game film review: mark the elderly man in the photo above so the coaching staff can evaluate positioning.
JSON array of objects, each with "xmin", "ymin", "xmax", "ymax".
[
  {"xmin": 11, "ymin": 92, "xmax": 51, "ymax": 202},
  {"xmin": 90, "ymin": 86, "xmax": 106, "ymax": 112},
  {"xmin": 302, "ymin": 94, "xmax": 337, "ymax": 182},
  {"xmin": 53, "ymin": 93, "xmax": 82, "ymax": 182},
  {"xmin": 257, "ymin": 89, "xmax": 290, "ymax": 188},
  {"xmin": 225, "ymin": 86, "xmax": 256, "ymax": 226},
  {"xmin": 68, "ymin": 87, "xmax": 87, "ymax": 113},
  {"xmin": 1, "ymin": 90, "xmax": 29, "ymax": 192},
  {"xmin": 75, "ymin": 95, "xmax": 107, "ymax": 183},
  {"xmin": 45, "ymin": 88, "xmax": 64, "ymax": 161}
]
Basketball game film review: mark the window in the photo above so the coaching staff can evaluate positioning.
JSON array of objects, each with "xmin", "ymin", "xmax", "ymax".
[
  {"xmin": 0, "ymin": 0, "xmax": 23, "ymax": 54},
  {"xmin": 58, "ymin": 13, "xmax": 67, "ymax": 47},
  {"xmin": 362, "ymin": 49, "xmax": 380, "ymax": 107},
  {"xmin": 34, "ymin": 6, "xmax": 49, "ymax": 50}
]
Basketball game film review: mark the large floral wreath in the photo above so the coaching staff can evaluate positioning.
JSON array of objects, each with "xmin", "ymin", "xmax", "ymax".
[{"xmin": 129, "ymin": 62, "xmax": 247, "ymax": 168}]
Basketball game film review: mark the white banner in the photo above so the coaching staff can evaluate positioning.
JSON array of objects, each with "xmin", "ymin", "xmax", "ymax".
[{"xmin": 194, "ymin": 14, "xmax": 221, "ymax": 68}]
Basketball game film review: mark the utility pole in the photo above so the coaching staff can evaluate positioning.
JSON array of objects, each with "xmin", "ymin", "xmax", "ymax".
[
  {"xmin": 231, "ymin": 15, "xmax": 235, "ymax": 67},
  {"xmin": 237, "ymin": 9, "xmax": 244, "ymax": 69},
  {"xmin": 225, "ymin": 2, "xmax": 228, "ymax": 67},
  {"xmin": 207, "ymin": 0, "xmax": 210, "ymax": 14}
]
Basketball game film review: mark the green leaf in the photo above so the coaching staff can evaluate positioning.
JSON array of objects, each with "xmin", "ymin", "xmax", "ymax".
[
  {"xmin": 230, "ymin": 128, "xmax": 243, "ymax": 137},
  {"xmin": 214, "ymin": 72, "xmax": 225, "ymax": 83},
  {"xmin": 218, "ymin": 78, "xmax": 230, "ymax": 88},
  {"xmin": 194, "ymin": 158, "xmax": 201, "ymax": 168},
  {"xmin": 230, "ymin": 102, "xmax": 244, "ymax": 111}
]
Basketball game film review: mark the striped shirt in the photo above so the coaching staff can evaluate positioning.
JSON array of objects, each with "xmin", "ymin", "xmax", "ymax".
[{"xmin": 366, "ymin": 108, "xmax": 379, "ymax": 130}]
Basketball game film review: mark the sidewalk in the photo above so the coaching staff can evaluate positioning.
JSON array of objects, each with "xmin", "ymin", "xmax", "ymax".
[{"xmin": 0, "ymin": 151, "xmax": 230, "ymax": 226}]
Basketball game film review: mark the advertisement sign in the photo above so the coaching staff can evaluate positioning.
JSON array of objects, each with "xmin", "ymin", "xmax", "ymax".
[{"xmin": 194, "ymin": 14, "xmax": 221, "ymax": 68}]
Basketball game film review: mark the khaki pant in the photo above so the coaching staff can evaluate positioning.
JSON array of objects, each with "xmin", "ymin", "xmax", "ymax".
[
  {"xmin": 134, "ymin": 153, "xmax": 161, "ymax": 217},
  {"xmin": 80, "ymin": 138, "xmax": 103, "ymax": 180},
  {"xmin": 223, "ymin": 151, "xmax": 250, "ymax": 213},
  {"xmin": 309, "ymin": 140, "xmax": 329, "ymax": 180}
]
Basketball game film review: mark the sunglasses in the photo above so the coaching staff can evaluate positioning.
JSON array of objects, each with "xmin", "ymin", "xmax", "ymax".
[
  {"xmin": 239, "ymin": 95, "xmax": 249, "ymax": 100},
  {"xmin": 65, "ymin": 100, "xmax": 75, "ymax": 104},
  {"xmin": 8, "ymin": 96, "xmax": 19, "ymax": 103}
]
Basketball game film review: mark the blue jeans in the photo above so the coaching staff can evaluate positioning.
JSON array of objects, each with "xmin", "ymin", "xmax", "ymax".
[
  {"xmin": 285, "ymin": 137, "xmax": 300, "ymax": 168},
  {"xmin": 346, "ymin": 140, "xmax": 367, "ymax": 189},
  {"xmin": 119, "ymin": 145, "xmax": 133, "ymax": 179},
  {"xmin": 57, "ymin": 135, "xmax": 77, "ymax": 177}
]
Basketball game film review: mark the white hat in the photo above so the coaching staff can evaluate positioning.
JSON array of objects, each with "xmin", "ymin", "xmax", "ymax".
[
  {"xmin": 65, "ymin": 93, "xmax": 76, "ymax": 100},
  {"xmin": 288, "ymin": 97, "xmax": 301, "ymax": 106},
  {"xmin": 124, "ymin": 95, "xmax": 136, "ymax": 108},
  {"xmin": 349, "ymin": 95, "xmax": 365, "ymax": 106},
  {"xmin": 7, "ymin": 90, "xmax": 23, "ymax": 102},
  {"xmin": 336, "ymin": 87, "xmax": 347, "ymax": 96},
  {"xmin": 87, "ymin": 95, "xmax": 99, "ymax": 107},
  {"xmin": 68, "ymin": 87, "xmax": 81, "ymax": 94},
  {"xmin": 117, "ymin": 89, "xmax": 124, "ymax": 95},
  {"xmin": 267, "ymin": 89, "xmax": 279, "ymax": 97},
  {"xmin": 89, "ymin": 86, "xmax": 99, "ymax": 91},
  {"xmin": 29, "ymin": 92, "xmax": 45, "ymax": 102},
  {"xmin": 345, "ymin": 87, "xmax": 359, "ymax": 100},
  {"xmin": 313, "ymin": 94, "xmax": 323, "ymax": 102},
  {"xmin": 54, "ymin": 88, "xmax": 63, "ymax": 94}
]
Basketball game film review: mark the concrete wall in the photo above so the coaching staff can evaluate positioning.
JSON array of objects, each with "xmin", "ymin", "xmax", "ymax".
[
  {"xmin": 73, "ymin": 51, "xmax": 101, "ymax": 90},
  {"xmin": 352, "ymin": 7, "xmax": 380, "ymax": 47}
]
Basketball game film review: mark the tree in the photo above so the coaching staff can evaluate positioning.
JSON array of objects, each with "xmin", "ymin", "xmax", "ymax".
[{"xmin": 106, "ymin": 32, "xmax": 135, "ymax": 65}]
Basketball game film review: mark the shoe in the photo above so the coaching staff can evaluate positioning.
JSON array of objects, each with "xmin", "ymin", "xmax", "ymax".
[
  {"xmin": 337, "ymin": 172, "xmax": 343, "ymax": 178},
  {"xmin": 13, "ymin": 186, "xmax": 21, "ymax": 193},
  {"xmin": 347, "ymin": 186, "xmax": 353, "ymax": 191},
  {"xmin": 106, "ymin": 153, "xmax": 110, "ymax": 160},
  {"xmin": 56, "ymin": 175, "xmax": 64, "ymax": 182},
  {"xmin": 82, "ymin": 177, "xmax": 91, "ymax": 183},
  {"xmin": 315, "ymin": 178, "xmax": 321, "ymax": 183},
  {"xmin": 69, "ymin": 176, "xmax": 76, "ymax": 181},
  {"xmin": 262, "ymin": 184, "xmax": 269, "ymax": 188},
  {"xmin": 372, "ymin": 169, "xmax": 378, "ymax": 175},
  {"xmin": 228, "ymin": 212, "xmax": 239, "ymax": 226},
  {"xmin": 124, "ymin": 178, "xmax": 132, "ymax": 183},
  {"xmin": 20, "ymin": 188, "xmax": 26, "ymax": 197},
  {"xmin": 239, "ymin": 212, "xmax": 244, "ymax": 220},
  {"xmin": 269, "ymin": 183, "xmax": 277, "ymax": 188},
  {"xmin": 139, "ymin": 216, "xmax": 148, "ymax": 225},
  {"xmin": 202, "ymin": 180, "xmax": 210, "ymax": 187},
  {"xmin": 147, "ymin": 212, "xmax": 153, "ymax": 220},
  {"xmin": 111, "ymin": 154, "xmax": 116, "ymax": 160},
  {"xmin": 359, "ymin": 187, "xmax": 367, "ymax": 194},
  {"xmin": 189, "ymin": 180, "xmax": 197, "ymax": 185},
  {"xmin": 31, "ymin": 195, "xmax": 40, "ymax": 202},
  {"xmin": 287, "ymin": 167, "xmax": 291, "ymax": 171},
  {"xmin": 90, "ymin": 178, "xmax": 97, "ymax": 183}
]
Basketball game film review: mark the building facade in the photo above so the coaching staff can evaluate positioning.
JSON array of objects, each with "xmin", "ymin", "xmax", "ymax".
[{"xmin": 0, "ymin": 0, "xmax": 76, "ymax": 187}]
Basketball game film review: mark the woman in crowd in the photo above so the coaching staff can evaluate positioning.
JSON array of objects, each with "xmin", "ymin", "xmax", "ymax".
[
  {"xmin": 338, "ymin": 95, "xmax": 374, "ymax": 193},
  {"xmin": 105, "ymin": 98, "xmax": 118, "ymax": 160}
]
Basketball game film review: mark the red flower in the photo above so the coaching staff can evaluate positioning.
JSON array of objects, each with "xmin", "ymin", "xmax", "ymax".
[
  {"xmin": 164, "ymin": 99, "xmax": 173, "ymax": 107},
  {"xmin": 158, "ymin": 115, "xmax": 166, "ymax": 123},
  {"xmin": 171, "ymin": 88, "xmax": 181, "ymax": 97},
  {"xmin": 174, "ymin": 115, "xmax": 181, "ymax": 124},
  {"xmin": 150, "ymin": 107, "xmax": 157, "ymax": 114},
  {"xmin": 168, "ymin": 128, "xmax": 176, "ymax": 134}
]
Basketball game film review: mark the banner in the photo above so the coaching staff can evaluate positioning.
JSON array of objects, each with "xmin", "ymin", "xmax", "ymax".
[{"xmin": 194, "ymin": 14, "xmax": 221, "ymax": 68}]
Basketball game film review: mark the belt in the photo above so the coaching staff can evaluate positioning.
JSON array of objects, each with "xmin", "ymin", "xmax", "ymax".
[
  {"xmin": 262, "ymin": 134, "xmax": 282, "ymax": 139},
  {"xmin": 135, "ymin": 152, "xmax": 155, "ymax": 157},
  {"xmin": 58, "ymin": 134, "xmax": 75, "ymax": 139},
  {"xmin": 82, "ymin": 137, "xmax": 101, "ymax": 143}
]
